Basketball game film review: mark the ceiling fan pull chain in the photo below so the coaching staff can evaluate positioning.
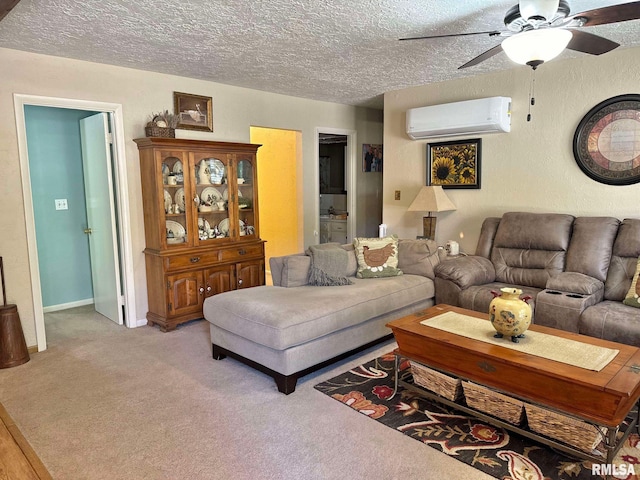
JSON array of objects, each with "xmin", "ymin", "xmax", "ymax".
[{"xmin": 527, "ymin": 69, "xmax": 536, "ymax": 122}]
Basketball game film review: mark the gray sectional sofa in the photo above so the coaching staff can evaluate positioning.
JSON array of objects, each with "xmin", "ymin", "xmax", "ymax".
[
  {"xmin": 435, "ymin": 212, "xmax": 640, "ymax": 346},
  {"xmin": 203, "ymin": 239, "xmax": 444, "ymax": 393}
]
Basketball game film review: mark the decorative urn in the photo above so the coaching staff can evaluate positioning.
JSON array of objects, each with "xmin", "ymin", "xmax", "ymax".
[{"xmin": 489, "ymin": 287, "xmax": 532, "ymax": 343}]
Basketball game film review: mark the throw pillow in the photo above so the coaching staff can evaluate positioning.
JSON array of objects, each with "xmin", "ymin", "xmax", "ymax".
[
  {"xmin": 307, "ymin": 244, "xmax": 353, "ymax": 286},
  {"xmin": 309, "ymin": 244, "xmax": 357, "ymax": 276},
  {"xmin": 281, "ymin": 255, "xmax": 312, "ymax": 288},
  {"xmin": 397, "ymin": 238, "xmax": 445, "ymax": 280},
  {"xmin": 353, "ymin": 235, "xmax": 403, "ymax": 278},
  {"xmin": 341, "ymin": 243, "xmax": 358, "ymax": 277},
  {"xmin": 623, "ymin": 257, "xmax": 640, "ymax": 308},
  {"xmin": 305, "ymin": 242, "xmax": 342, "ymax": 255}
]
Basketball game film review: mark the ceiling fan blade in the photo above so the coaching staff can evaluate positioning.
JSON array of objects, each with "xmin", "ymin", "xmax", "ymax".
[
  {"xmin": 458, "ymin": 44, "xmax": 503, "ymax": 69},
  {"xmin": 567, "ymin": 29, "xmax": 620, "ymax": 55},
  {"xmin": 570, "ymin": 1, "xmax": 640, "ymax": 27},
  {"xmin": 0, "ymin": 0, "xmax": 22, "ymax": 23},
  {"xmin": 400, "ymin": 30, "xmax": 501, "ymax": 41}
]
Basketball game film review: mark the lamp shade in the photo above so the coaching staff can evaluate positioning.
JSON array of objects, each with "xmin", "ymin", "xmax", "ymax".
[
  {"xmin": 502, "ymin": 29, "xmax": 572, "ymax": 66},
  {"xmin": 407, "ymin": 186, "xmax": 456, "ymax": 213}
]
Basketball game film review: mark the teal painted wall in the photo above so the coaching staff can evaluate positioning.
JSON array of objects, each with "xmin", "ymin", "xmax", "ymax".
[{"xmin": 25, "ymin": 106, "xmax": 98, "ymax": 307}]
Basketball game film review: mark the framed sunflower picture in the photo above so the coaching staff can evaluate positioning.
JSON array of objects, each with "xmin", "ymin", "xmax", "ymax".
[{"xmin": 427, "ymin": 138, "xmax": 481, "ymax": 189}]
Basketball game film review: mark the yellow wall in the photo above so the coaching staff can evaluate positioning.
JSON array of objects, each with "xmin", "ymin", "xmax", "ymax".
[{"xmin": 250, "ymin": 127, "xmax": 303, "ymax": 272}]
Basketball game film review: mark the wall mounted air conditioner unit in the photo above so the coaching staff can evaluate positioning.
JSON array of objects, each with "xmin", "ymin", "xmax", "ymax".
[{"xmin": 406, "ymin": 96, "xmax": 511, "ymax": 140}]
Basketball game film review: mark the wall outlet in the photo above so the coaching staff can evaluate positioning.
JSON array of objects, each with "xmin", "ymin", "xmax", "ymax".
[
  {"xmin": 395, "ymin": 190, "xmax": 401, "ymax": 200},
  {"xmin": 55, "ymin": 199, "xmax": 68, "ymax": 210}
]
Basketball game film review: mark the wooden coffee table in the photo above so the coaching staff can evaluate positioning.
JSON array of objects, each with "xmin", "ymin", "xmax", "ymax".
[{"xmin": 386, "ymin": 304, "xmax": 640, "ymax": 462}]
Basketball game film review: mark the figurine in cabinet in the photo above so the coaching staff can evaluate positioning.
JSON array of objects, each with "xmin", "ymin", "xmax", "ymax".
[{"xmin": 198, "ymin": 159, "xmax": 211, "ymax": 185}]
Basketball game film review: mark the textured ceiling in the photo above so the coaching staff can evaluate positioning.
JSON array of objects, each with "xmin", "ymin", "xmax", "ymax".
[{"xmin": 1, "ymin": 0, "xmax": 639, "ymax": 108}]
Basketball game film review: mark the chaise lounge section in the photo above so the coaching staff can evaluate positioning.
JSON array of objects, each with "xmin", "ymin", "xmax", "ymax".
[{"xmin": 203, "ymin": 239, "xmax": 443, "ymax": 393}]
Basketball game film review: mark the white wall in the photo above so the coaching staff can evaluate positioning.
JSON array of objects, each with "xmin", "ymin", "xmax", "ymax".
[
  {"xmin": 0, "ymin": 47, "xmax": 382, "ymax": 346},
  {"xmin": 383, "ymin": 46, "xmax": 640, "ymax": 254}
]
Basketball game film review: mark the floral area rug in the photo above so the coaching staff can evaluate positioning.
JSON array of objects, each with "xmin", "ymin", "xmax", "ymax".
[{"xmin": 314, "ymin": 353, "xmax": 640, "ymax": 480}]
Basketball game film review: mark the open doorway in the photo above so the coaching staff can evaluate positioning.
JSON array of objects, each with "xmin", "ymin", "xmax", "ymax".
[
  {"xmin": 25, "ymin": 106, "xmax": 123, "ymax": 327},
  {"xmin": 14, "ymin": 95, "xmax": 137, "ymax": 352},
  {"xmin": 319, "ymin": 133, "xmax": 348, "ymax": 243},
  {"xmin": 316, "ymin": 128, "xmax": 357, "ymax": 244},
  {"xmin": 25, "ymin": 106, "xmax": 99, "ymax": 314}
]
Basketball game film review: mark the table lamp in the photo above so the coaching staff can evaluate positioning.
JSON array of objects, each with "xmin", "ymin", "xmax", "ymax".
[{"xmin": 407, "ymin": 186, "xmax": 456, "ymax": 239}]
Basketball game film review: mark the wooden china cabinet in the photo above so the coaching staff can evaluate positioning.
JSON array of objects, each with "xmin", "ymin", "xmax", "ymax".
[{"xmin": 135, "ymin": 137, "xmax": 265, "ymax": 332}]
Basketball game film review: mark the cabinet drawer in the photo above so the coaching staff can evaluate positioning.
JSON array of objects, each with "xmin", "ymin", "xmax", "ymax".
[
  {"xmin": 219, "ymin": 244, "xmax": 263, "ymax": 262},
  {"xmin": 331, "ymin": 222, "xmax": 347, "ymax": 232},
  {"xmin": 167, "ymin": 251, "xmax": 220, "ymax": 270}
]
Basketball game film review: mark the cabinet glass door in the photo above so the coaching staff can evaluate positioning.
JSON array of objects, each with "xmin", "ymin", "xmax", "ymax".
[
  {"xmin": 236, "ymin": 157, "xmax": 257, "ymax": 239},
  {"xmin": 192, "ymin": 153, "xmax": 230, "ymax": 243},
  {"xmin": 160, "ymin": 152, "xmax": 191, "ymax": 248}
]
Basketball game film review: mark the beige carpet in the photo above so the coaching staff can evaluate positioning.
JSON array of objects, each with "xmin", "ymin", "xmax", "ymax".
[{"xmin": 0, "ymin": 305, "xmax": 492, "ymax": 480}]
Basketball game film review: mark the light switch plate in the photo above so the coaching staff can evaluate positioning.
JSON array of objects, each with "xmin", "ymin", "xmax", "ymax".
[{"xmin": 55, "ymin": 199, "xmax": 68, "ymax": 210}]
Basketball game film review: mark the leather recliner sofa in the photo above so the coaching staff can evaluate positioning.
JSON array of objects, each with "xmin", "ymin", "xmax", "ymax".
[{"xmin": 434, "ymin": 212, "xmax": 640, "ymax": 346}]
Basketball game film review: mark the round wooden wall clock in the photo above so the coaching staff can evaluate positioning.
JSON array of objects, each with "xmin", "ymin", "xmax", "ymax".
[{"xmin": 573, "ymin": 94, "xmax": 640, "ymax": 185}]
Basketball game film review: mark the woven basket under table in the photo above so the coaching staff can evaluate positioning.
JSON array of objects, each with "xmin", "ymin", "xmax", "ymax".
[
  {"xmin": 525, "ymin": 403, "xmax": 604, "ymax": 453},
  {"xmin": 410, "ymin": 362, "xmax": 462, "ymax": 401},
  {"xmin": 462, "ymin": 381, "xmax": 525, "ymax": 425}
]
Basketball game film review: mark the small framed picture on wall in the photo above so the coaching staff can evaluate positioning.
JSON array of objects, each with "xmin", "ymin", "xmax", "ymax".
[
  {"xmin": 362, "ymin": 144, "xmax": 383, "ymax": 172},
  {"xmin": 174, "ymin": 92, "xmax": 213, "ymax": 132}
]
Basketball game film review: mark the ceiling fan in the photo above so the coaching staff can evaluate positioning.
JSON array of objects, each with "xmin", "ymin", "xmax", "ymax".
[{"xmin": 401, "ymin": 0, "xmax": 640, "ymax": 70}]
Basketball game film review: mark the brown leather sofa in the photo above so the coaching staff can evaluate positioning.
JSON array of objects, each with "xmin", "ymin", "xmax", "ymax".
[{"xmin": 434, "ymin": 212, "xmax": 640, "ymax": 346}]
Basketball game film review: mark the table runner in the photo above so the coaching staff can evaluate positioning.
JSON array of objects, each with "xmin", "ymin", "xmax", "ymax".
[{"xmin": 420, "ymin": 311, "xmax": 618, "ymax": 371}]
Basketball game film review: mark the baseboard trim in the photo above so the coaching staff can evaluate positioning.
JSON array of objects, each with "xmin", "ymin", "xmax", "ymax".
[{"xmin": 43, "ymin": 298, "xmax": 93, "ymax": 313}]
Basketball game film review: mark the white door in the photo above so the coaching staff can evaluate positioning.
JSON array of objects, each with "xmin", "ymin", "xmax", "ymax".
[{"xmin": 80, "ymin": 113, "xmax": 123, "ymax": 324}]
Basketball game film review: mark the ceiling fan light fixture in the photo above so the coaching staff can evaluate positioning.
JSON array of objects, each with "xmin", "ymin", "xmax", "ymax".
[
  {"xmin": 519, "ymin": 0, "xmax": 561, "ymax": 22},
  {"xmin": 502, "ymin": 28, "xmax": 572, "ymax": 67}
]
